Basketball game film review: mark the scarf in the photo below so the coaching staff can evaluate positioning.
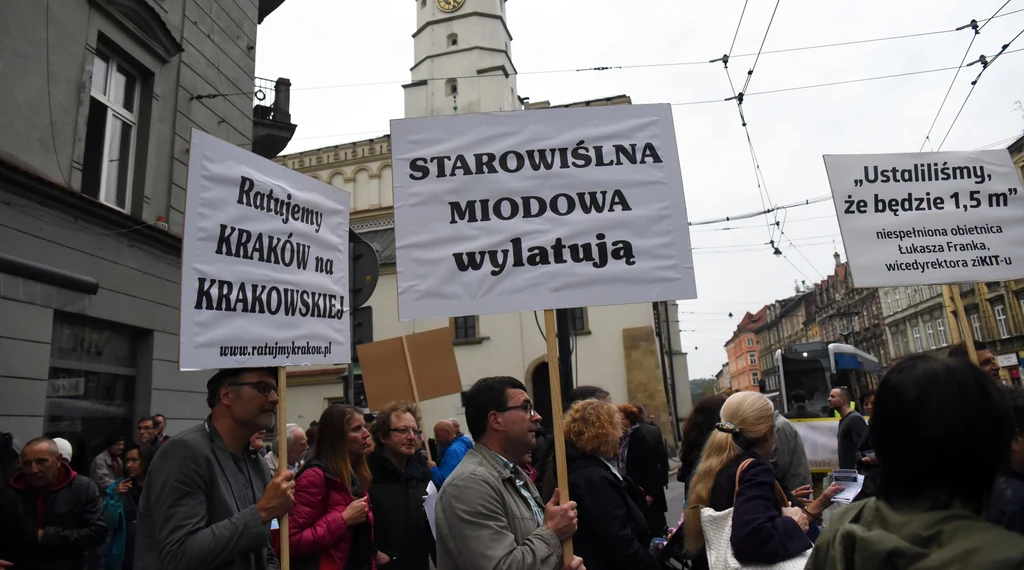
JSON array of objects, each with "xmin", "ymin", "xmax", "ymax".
[{"xmin": 618, "ymin": 424, "xmax": 639, "ymax": 473}]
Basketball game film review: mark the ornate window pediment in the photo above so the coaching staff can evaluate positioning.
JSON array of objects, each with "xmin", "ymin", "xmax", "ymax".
[{"xmin": 91, "ymin": 0, "xmax": 182, "ymax": 62}]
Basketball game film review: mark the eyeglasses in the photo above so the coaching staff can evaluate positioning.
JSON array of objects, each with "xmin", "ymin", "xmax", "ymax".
[
  {"xmin": 389, "ymin": 427, "xmax": 423, "ymax": 438},
  {"xmin": 228, "ymin": 381, "xmax": 279, "ymax": 397},
  {"xmin": 496, "ymin": 402, "xmax": 535, "ymax": 416}
]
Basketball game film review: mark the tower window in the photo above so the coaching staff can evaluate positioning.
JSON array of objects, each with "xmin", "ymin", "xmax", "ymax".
[
  {"xmin": 447, "ymin": 33, "xmax": 458, "ymax": 47},
  {"xmin": 446, "ymin": 78, "xmax": 458, "ymax": 96}
]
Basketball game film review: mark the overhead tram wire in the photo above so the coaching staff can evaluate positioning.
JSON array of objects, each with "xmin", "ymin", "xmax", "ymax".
[
  {"xmin": 979, "ymin": 0, "xmax": 1016, "ymax": 32},
  {"xmin": 937, "ymin": 27, "xmax": 1024, "ymax": 150},
  {"xmin": 918, "ymin": 18, "xmax": 980, "ymax": 152},
  {"xmin": 194, "ymin": 9, "xmax": 1024, "ymax": 102},
  {"xmin": 687, "ymin": 195, "xmax": 833, "ymax": 226}
]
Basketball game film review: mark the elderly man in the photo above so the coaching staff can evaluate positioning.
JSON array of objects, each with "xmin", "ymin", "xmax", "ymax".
[
  {"xmin": 435, "ymin": 376, "xmax": 584, "ymax": 570},
  {"xmin": 265, "ymin": 424, "xmax": 307, "ymax": 473},
  {"xmin": 136, "ymin": 367, "xmax": 295, "ymax": 570},
  {"xmin": 430, "ymin": 419, "xmax": 473, "ymax": 488},
  {"xmin": 0, "ymin": 437, "xmax": 107, "ymax": 570}
]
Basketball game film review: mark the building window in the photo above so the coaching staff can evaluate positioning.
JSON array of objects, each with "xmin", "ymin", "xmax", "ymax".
[
  {"xmin": 568, "ymin": 307, "xmax": 589, "ymax": 334},
  {"xmin": 936, "ymin": 319, "xmax": 948, "ymax": 346},
  {"xmin": 925, "ymin": 322, "xmax": 936, "ymax": 349},
  {"xmin": 885, "ymin": 292, "xmax": 893, "ymax": 314},
  {"xmin": 445, "ymin": 78, "xmax": 458, "ymax": 96},
  {"xmin": 451, "ymin": 315, "xmax": 479, "ymax": 340},
  {"xmin": 912, "ymin": 326, "xmax": 922, "ymax": 352},
  {"xmin": 752, "ymin": 371, "xmax": 759, "ymax": 387},
  {"xmin": 931, "ymin": 285, "xmax": 942, "ymax": 297},
  {"xmin": 82, "ymin": 50, "xmax": 139, "ymax": 212},
  {"xmin": 447, "ymin": 33, "xmax": 458, "ymax": 47},
  {"xmin": 746, "ymin": 337, "xmax": 754, "ymax": 347},
  {"xmin": 893, "ymin": 289, "xmax": 902, "ymax": 311},
  {"xmin": 995, "ymin": 304, "xmax": 1009, "ymax": 338},
  {"xmin": 748, "ymin": 352, "xmax": 757, "ymax": 366},
  {"xmin": 46, "ymin": 316, "xmax": 138, "ymax": 477},
  {"xmin": 970, "ymin": 312, "xmax": 983, "ymax": 340}
]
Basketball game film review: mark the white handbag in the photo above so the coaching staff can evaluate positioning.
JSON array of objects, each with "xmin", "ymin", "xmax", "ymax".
[{"xmin": 698, "ymin": 459, "xmax": 812, "ymax": 570}]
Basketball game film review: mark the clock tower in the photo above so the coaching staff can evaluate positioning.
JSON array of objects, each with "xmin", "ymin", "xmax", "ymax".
[{"xmin": 404, "ymin": 0, "xmax": 519, "ymax": 118}]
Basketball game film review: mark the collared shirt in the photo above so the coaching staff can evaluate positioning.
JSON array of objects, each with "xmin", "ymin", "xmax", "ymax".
[
  {"xmin": 482, "ymin": 447, "xmax": 545, "ymax": 527},
  {"xmin": 601, "ymin": 457, "xmax": 623, "ymax": 481}
]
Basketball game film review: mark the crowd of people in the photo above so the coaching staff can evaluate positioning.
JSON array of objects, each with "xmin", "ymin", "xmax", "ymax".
[{"xmin": 2, "ymin": 337, "xmax": 1023, "ymax": 569}]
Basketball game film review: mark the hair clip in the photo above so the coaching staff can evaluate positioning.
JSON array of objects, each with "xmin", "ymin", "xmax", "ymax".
[{"xmin": 715, "ymin": 421, "xmax": 741, "ymax": 434}]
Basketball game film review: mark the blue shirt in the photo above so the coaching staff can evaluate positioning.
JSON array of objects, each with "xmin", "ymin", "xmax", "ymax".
[{"xmin": 430, "ymin": 434, "xmax": 474, "ymax": 488}]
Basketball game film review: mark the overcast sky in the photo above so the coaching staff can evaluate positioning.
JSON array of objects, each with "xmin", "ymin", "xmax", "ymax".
[{"xmin": 256, "ymin": 0, "xmax": 1024, "ymax": 379}]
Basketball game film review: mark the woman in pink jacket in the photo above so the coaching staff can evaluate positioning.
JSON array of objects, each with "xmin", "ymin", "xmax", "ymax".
[{"xmin": 289, "ymin": 404, "xmax": 378, "ymax": 570}]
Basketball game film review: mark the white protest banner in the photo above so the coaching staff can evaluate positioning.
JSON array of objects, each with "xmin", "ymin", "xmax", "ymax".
[
  {"xmin": 390, "ymin": 103, "xmax": 696, "ymax": 320},
  {"xmin": 823, "ymin": 151, "xmax": 1024, "ymax": 287},
  {"xmin": 179, "ymin": 129, "xmax": 351, "ymax": 370},
  {"xmin": 790, "ymin": 418, "xmax": 840, "ymax": 472}
]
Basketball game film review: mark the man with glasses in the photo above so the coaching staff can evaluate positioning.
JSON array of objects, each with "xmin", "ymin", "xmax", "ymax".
[
  {"xmin": 135, "ymin": 368, "xmax": 295, "ymax": 570},
  {"xmin": 429, "ymin": 418, "xmax": 474, "ymax": 488},
  {"xmin": 435, "ymin": 376, "xmax": 584, "ymax": 570},
  {"xmin": 137, "ymin": 416, "xmax": 158, "ymax": 445},
  {"xmin": 367, "ymin": 401, "xmax": 435, "ymax": 569}
]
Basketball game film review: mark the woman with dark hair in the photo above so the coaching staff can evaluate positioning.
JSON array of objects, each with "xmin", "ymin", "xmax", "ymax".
[
  {"xmin": 618, "ymin": 404, "xmax": 668, "ymax": 534},
  {"xmin": 102, "ymin": 441, "xmax": 157, "ymax": 569},
  {"xmin": 808, "ymin": 354, "xmax": 1024, "ymax": 568},
  {"xmin": 289, "ymin": 404, "xmax": 378, "ymax": 570},
  {"xmin": 565, "ymin": 399, "xmax": 660, "ymax": 570},
  {"xmin": 677, "ymin": 394, "xmax": 728, "ymax": 487}
]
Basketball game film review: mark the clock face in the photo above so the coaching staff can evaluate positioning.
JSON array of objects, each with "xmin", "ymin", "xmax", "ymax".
[{"xmin": 437, "ymin": 0, "xmax": 465, "ymax": 13}]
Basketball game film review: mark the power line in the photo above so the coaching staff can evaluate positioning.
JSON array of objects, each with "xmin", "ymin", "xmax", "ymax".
[
  {"xmin": 688, "ymin": 195, "xmax": 833, "ymax": 226},
  {"xmin": 728, "ymin": 0, "xmax": 752, "ymax": 58},
  {"xmin": 979, "ymin": 0, "xmax": 1016, "ymax": 31},
  {"xmin": 919, "ymin": 19, "xmax": 980, "ymax": 151},
  {"xmin": 937, "ymin": 28, "xmax": 1024, "ymax": 149},
  {"xmin": 741, "ymin": 0, "xmax": 783, "ymax": 94},
  {"xmin": 210, "ymin": 9, "xmax": 1024, "ymax": 102},
  {"xmin": 690, "ymin": 213, "xmax": 837, "ymax": 233}
]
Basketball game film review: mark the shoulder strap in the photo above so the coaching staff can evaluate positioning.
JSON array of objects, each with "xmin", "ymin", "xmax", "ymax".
[{"xmin": 732, "ymin": 458, "xmax": 757, "ymax": 503}]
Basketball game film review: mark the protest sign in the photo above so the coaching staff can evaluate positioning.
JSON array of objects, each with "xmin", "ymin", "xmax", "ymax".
[
  {"xmin": 390, "ymin": 103, "xmax": 696, "ymax": 321},
  {"xmin": 357, "ymin": 327, "xmax": 462, "ymax": 412},
  {"xmin": 823, "ymin": 150, "xmax": 1024, "ymax": 287},
  {"xmin": 790, "ymin": 418, "xmax": 840, "ymax": 473},
  {"xmin": 179, "ymin": 129, "xmax": 351, "ymax": 370}
]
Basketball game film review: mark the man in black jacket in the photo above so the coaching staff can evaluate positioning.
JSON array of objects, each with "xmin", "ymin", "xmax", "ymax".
[
  {"xmin": 633, "ymin": 405, "xmax": 669, "ymax": 535},
  {"xmin": 0, "ymin": 437, "xmax": 107, "ymax": 570},
  {"xmin": 367, "ymin": 401, "xmax": 435, "ymax": 570}
]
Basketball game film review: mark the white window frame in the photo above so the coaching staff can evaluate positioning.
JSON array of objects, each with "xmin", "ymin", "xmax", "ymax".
[
  {"xmin": 936, "ymin": 319, "xmax": 947, "ymax": 346},
  {"xmin": 89, "ymin": 50, "xmax": 139, "ymax": 213},
  {"xmin": 970, "ymin": 313, "xmax": 983, "ymax": 341},
  {"xmin": 885, "ymin": 292, "xmax": 893, "ymax": 314},
  {"xmin": 994, "ymin": 304, "xmax": 1009, "ymax": 338},
  {"xmin": 912, "ymin": 326, "xmax": 922, "ymax": 352},
  {"xmin": 748, "ymin": 352, "xmax": 757, "ymax": 366},
  {"xmin": 893, "ymin": 289, "xmax": 902, "ymax": 311},
  {"xmin": 925, "ymin": 322, "xmax": 936, "ymax": 349},
  {"xmin": 746, "ymin": 337, "xmax": 754, "ymax": 347}
]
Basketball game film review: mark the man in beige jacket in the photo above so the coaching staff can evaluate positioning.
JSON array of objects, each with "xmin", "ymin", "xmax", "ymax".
[{"xmin": 435, "ymin": 376, "xmax": 585, "ymax": 570}]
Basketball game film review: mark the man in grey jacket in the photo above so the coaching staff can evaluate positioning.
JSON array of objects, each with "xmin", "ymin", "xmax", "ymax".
[
  {"xmin": 135, "ymin": 368, "xmax": 296, "ymax": 570},
  {"xmin": 771, "ymin": 410, "xmax": 812, "ymax": 493},
  {"xmin": 435, "ymin": 376, "xmax": 585, "ymax": 570}
]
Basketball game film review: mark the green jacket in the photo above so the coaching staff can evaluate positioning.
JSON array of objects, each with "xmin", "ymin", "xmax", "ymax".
[{"xmin": 807, "ymin": 497, "xmax": 1024, "ymax": 570}]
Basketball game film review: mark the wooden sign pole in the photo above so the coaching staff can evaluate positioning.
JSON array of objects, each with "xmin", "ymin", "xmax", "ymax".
[
  {"xmin": 543, "ymin": 309, "xmax": 574, "ymax": 565},
  {"xmin": 402, "ymin": 336, "xmax": 432, "ymax": 463},
  {"xmin": 276, "ymin": 367, "xmax": 290, "ymax": 569},
  {"xmin": 947, "ymin": 285, "xmax": 980, "ymax": 365}
]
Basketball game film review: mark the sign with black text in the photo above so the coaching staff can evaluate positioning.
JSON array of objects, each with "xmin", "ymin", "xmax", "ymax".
[
  {"xmin": 179, "ymin": 129, "xmax": 351, "ymax": 370},
  {"xmin": 824, "ymin": 150, "xmax": 1024, "ymax": 287},
  {"xmin": 390, "ymin": 104, "xmax": 696, "ymax": 320}
]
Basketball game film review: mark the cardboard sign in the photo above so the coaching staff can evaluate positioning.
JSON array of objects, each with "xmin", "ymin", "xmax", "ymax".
[
  {"xmin": 390, "ymin": 104, "xmax": 696, "ymax": 320},
  {"xmin": 357, "ymin": 327, "xmax": 462, "ymax": 410},
  {"xmin": 179, "ymin": 129, "xmax": 351, "ymax": 370},
  {"xmin": 824, "ymin": 150, "xmax": 1024, "ymax": 287},
  {"xmin": 790, "ymin": 418, "xmax": 840, "ymax": 472}
]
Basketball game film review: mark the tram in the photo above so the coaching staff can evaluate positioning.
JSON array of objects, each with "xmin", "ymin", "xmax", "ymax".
[{"xmin": 771, "ymin": 341, "xmax": 883, "ymax": 416}]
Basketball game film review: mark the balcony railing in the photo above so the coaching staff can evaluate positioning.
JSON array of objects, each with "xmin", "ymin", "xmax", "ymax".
[
  {"xmin": 253, "ymin": 77, "xmax": 291, "ymax": 123},
  {"xmin": 251, "ymin": 76, "xmax": 296, "ymax": 159}
]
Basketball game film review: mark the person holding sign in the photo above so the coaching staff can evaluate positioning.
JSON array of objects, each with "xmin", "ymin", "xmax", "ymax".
[
  {"xmin": 135, "ymin": 367, "xmax": 294, "ymax": 570},
  {"xmin": 434, "ymin": 377, "xmax": 585, "ymax": 570}
]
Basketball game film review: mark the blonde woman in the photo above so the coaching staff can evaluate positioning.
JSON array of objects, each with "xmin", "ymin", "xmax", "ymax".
[
  {"xmin": 684, "ymin": 391, "xmax": 811, "ymax": 570},
  {"xmin": 564, "ymin": 399, "xmax": 660, "ymax": 570}
]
